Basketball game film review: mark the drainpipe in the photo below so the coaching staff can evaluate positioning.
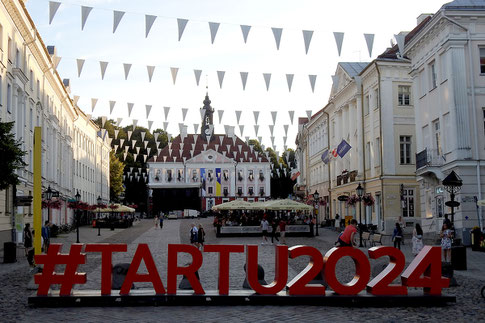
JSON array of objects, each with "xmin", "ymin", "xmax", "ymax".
[
  {"xmin": 324, "ymin": 111, "xmax": 331, "ymax": 219},
  {"xmin": 375, "ymin": 62, "xmax": 385, "ymax": 231},
  {"xmin": 442, "ymin": 13, "xmax": 483, "ymax": 231}
]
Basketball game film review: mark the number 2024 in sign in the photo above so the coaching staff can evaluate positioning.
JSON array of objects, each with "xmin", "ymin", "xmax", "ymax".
[{"xmin": 33, "ymin": 244, "xmax": 449, "ymax": 297}]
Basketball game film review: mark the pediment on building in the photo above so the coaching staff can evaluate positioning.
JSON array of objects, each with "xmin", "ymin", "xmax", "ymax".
[{"xmin": 186, "ymin": 149, "xmax": 235, "ymax": 164}]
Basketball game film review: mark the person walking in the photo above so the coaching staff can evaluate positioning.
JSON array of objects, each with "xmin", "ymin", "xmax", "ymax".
[
  {"xmin": 279, "ymin": 218, "xmax": 287, "ymax": 245},
  {"xmin": 159, "ymin": 215, "xmax": 164, "ymax": 229},
  {"xmin": 392, "ymin": 223, "xmax": 403, "ymax": 250},
  {"xmin": 337, "ymin": 219, "xmax": 358, "ymax": 247},
  {"xmin": 261, "ymin": 218, "xmax": 270, "ymax": 245},
  {"xmin": 41, "ymin": 221, "xmax": 50, "ymax": 252},
  {"xmin": 271, "ymin": 218, "xmax": 280, "ymax": 244},
  {"xmin": 441, "ymin": 222, "xmax": 452, "ymax": 263},
  {"xmin": 154, "ymin": 216, "xmax": 159, "ymax": 229},
  {"xmin": 197, "ymin": 224, "xmax": 205, "ymax": 250},
  {"xmin": 190, "ymin": 223, "xmax": 199, "ymax": 248},
  {"xmin": 23, "ymin": 223, "xmax": 35, "ymax": 267},
  {"xmin": 412, "ymin": 223, "xmax": 424, "ymax": 256}
]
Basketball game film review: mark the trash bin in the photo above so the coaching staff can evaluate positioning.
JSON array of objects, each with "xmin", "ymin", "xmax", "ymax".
[
  {"xmin": 3, "ymin": 242, "xmax": 17, "ymax": 263},
  {"xmin": 451, "ymin": 245, "xmax": 467, "ymax": 270}
]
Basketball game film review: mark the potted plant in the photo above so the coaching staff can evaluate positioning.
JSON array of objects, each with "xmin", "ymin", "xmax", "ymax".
[
  {"xmin": 346, "ymin": 194, "xmax": 360, "ymax": 206},
  {"xmin": 362, "ymin": 194, "xmax": 375, "ymax": 207}
]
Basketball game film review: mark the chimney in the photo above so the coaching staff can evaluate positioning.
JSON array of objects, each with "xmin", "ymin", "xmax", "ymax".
[{"xmin": 417, "ymin": 13, "xmax": 433, "ymax": 25}]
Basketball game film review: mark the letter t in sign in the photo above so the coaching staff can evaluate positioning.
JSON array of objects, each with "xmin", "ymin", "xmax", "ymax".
[{"xmin": 204, "ymin": 245, "xmax": 245, "ymax": 295}]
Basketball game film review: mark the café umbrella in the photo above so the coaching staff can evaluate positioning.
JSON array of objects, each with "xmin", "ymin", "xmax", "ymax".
[
  {"xmin": 212, "ymin": 199, "xmax": 252, "ymax": 210},
  {"xmin": 264, "ymin": 199, "xmax": 313, "ymax": 211}
]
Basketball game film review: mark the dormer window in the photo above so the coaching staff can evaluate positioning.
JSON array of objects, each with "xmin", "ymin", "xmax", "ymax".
[{"xmin": 248, "ymin": 170, "xmax": 254, "ymax": 181}]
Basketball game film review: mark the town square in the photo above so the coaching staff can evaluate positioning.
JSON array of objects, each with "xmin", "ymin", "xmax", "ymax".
[{"xmin": 0, "ymin": 0, "xmax": 485, "ymax": 322}]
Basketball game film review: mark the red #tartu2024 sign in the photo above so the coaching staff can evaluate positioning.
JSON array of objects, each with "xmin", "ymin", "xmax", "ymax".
[{"xmin": 34, "ymin": 244, "xmax": 449, "ymax": 296}]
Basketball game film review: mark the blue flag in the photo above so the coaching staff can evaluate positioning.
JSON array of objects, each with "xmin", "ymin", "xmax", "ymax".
[
  {"xmin": 321, "ymin": 149, "xmax": 330, "ymax": 164},
  {"xmin": 337, "ymin": 139, "xmax": 351, "ymax": 158}
]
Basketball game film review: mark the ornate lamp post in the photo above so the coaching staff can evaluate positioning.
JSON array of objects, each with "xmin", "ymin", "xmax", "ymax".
[
  {"xmin": 45, "ymin": 186, "xmax": 53, "ymax": 223},
  {"xmin": 442, "ymin": 171, "xmax": 462, "ymax": 226},
  {"xmin": 97, "ymin": 195, "xmax": 103, "ymax": 236},
  {"xmin": 313, "ymin": 190, "xmax": 320, "ymax": 236},
  {"xmin": 75, "ymin": 190, "xmax": 81, "ymax": 243},
  {"xmin": 356, "ymin": 183, "xmax": 364, "ymax": 247}
]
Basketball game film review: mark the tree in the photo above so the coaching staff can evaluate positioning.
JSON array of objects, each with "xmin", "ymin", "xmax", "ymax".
[
  {"xmin": 0, "ymin": 121, "xmax": 26, "ymax": 190},
  {"xmin": 110, "ymin": 150, "xmax": 124, "ymax": 202}
]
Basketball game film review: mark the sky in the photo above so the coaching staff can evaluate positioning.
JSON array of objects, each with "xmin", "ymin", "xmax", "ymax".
[{"xmin": 25, "ymin": 0, "xmax": 446, "ymax": 153}]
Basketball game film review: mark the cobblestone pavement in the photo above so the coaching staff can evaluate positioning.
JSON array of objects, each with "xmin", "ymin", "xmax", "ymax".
[{"xmin": 1, "ymin": 218, "xmax": 485, "ymax": 323}]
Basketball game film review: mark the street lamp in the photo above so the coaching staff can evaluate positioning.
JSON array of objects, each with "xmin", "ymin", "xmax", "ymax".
[
  {"xmin": 97, "ymin": 195, "xmax": 103, "ymax": 236},
  {"xmin": 356, "ymin": 183, "xmax": 364, "ymax": 247},
  {"xmin": 313, "ymin": 190, "xmax": 320, "ymax": 236},
  {"xmin": 46, "ymin": 186, "xmax": 53, "ymax": 223},
  {"xmin": 75, "ymin": 190, "xmax": 81, "ymax": 243},
  {"xmin": 442, "ymin": 171, "xmax": 462, "ymax": 226}
]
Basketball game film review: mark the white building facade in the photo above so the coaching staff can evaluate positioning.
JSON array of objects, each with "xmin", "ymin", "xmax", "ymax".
[
  {"xmin": 404, "ymin": 1, "xmax": 485, "ymax": 239},
  {"xmin": 0, "ymin": 0, "xmax": 110, "ymax": 246}
]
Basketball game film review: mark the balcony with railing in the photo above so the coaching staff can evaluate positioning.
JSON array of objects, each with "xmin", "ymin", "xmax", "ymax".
[
  {"xmin": 416, "ymin": 148, "xmax": 445, "ymax": 171},
  {"xmin": 336, "ymin": 170, "xmax": 358, "ymax": 187}
]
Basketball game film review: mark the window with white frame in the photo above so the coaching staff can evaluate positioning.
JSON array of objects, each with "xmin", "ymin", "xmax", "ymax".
[
  {"xmin": 433, "ymin": 119, "xmax": 442, "ymax": 156},
  {"xmin": 402, "ymin": 188, "xmax": 415, "ymax": 217},
  {"xmin": 480, "ymin": 48, "xmax": 485, "ymax": 74},
  {"xmin": 429, "ymin": 61, "xmax": 437, "ymax": 89},
  {"xmin": 398, "ymin": 86, "xmax": 411, "ymax": 106},
  {"xmin": 400, "ymin": 136, "xmax": 412, "ymax": 164},
  {"xmin": 364, "ymin": 94, "xmax": 370, "ymax": 115}
]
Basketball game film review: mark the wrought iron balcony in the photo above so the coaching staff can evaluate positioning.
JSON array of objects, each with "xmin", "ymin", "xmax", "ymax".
[{"xmin": 416, "ymin": 148, "xmax": 445, "ymax": 170}]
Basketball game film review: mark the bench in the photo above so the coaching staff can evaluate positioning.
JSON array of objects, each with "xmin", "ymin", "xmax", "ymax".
[
  {"xmin": 362, "ymin": 232, "xmax": 371, "ymax": 247},
  {"xmin": 371, "ymin": 234, "xmax": 383, "ymax": 246}
]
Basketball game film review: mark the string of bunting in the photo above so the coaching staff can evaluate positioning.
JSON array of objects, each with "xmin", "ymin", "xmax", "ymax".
[{"xmin": 47, "ymin": 1, "xmax": 375, "ymax": 57}]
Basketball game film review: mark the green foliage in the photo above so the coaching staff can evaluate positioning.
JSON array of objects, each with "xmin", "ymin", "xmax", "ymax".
[
  {"xmin": 109, "ymin": 150, "xmax": 124, "ymax": 201},
  {"xmin": 0, "ymin": 121, "xmax": 26, "ymax": 190}
]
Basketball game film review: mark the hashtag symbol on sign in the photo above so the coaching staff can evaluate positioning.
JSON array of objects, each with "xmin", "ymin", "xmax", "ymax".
[{"xmin": 34, "ymin": 243, "xmax": 87, "ymax": 296}]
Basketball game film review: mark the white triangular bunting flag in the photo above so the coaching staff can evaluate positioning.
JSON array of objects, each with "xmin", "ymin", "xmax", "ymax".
[
  {"xmin": 235, "ymin": 110, "xmax": 242, "ymax": 124},
  {"xmin": 269, "ymin": 125, "xmax": 274, "ymax": 136},
  {"xmin": 163, "ymin": 122, "xmax": 168, "ymax": 131},
  {"xmin": 73, "ymin": 95, "xmax": 80, "ymax": 105},
  {"xmin": 145, "ymin": 105, "xmax": 152, "ymax": 118},
  {"xmin": 306, "ymin": 110, "xmax": 312, "ymax": 120},
  {"xmin": 309, "ymin": 74, "xmax": 317, "ymax": 93},
  {"xmin": 182, "ymin": 108, "xmax": 188, "ymax": 121},
  {"xmin": 200, "ymin": 108, "xmax": 206, "ymax": 120},
  {"xmin": 116, "ymin": 117, "xmax": 122, "ymax": 125},
  {"xmin": 134, "ymin": 154, "xmax": 138, "ymax": 161},
  {"xmin": 76, "ymin": 59, "xmax": 85, "ymax": 77},
  {"xmin": 302, "ymin": 30, "xmax": 314, "ymax": 54},
  {"xmin": 253, "ymin": 111, "xmax": 260, "ymax": 125},
  {"xmin": 123, "ymin": 63, "xmax": 131, "ymax": 80},
  {"xmin": 125, "ymin": 146, "xmax": 129, "ymax": 153},
  {"xmin": 394, "ymin": 34, "xmax": 405, "ymax": 57},
  {"xmin": 331, "ymin": 75, "xmax": 339, "ymax": 89},
  {"xmin": 147, "ymin": 147, "xmax": 151, "ymax": 155},
  {"xmin": 144, "ymin": 140, "xmax": 149, "ymax": 149},
  {"xmin": 147, "ymin": 66, "xmax": 155, "ymax": 82},
  {"xmin": 109, "ymin": 101, "xmax": 116, "ymax": 114},
  {"xmin": 136, "ymin": 147, "xmax": 140, "ymax": 154},
  {"xmin": 170, "ymin": 67, "xmax": 179, "ymax": 84},
  {"xmin": 140, "ymin": 132, "xmax": 146, "ymax": 141},
  {"xmin": 263, "ymin": 73, "xmax": 271, "ymax": 91},
  {"xmin": 177, "ymin": 18, "xmax": 189, "ymax": 41},
  {"xmin": 194, "ymin": 69, "xmax": 202, "ymax": 86},
  {"xmin": 164, "ymin": 106, "xmax": 170, "ymax": 120},
  {"xmin": 254, "ymin": 125, "xmax": 259, "ymax": 136},
  {"xmin": 127, "ymin": 130, "xmax": 133, "ymax": 141},
  {"xmin": 217, "ymin": 71, "xmax": 225, "ymax": 89},
  {"xmin": 244, "ymin": 151, "xmax": 248, "ymax": 159},
  {"xmin": 271, "ymin": 111, "xmax": 277, "ymax": 125},
  {"xmin": 238, "ymin": 145, "xmax": 242, "ymax": 153},
  {"xmin": 114, "ymin": 144, "xmax": 119, "ymax": 152},
  {"xmin": 114, "ymin": 129, "xmax": 119, "ymax": 139},
  {"xmin": 132, "ymin": 119, "xmax": 138, "ymax": 129},
  {"xmin": 145, "ymin": 15, "xmax": 157, "ymax": 38},
  {"xmin": 127, "ymin": 103, "xmax": 134, "ymax": 117},
  {"xmin": 226, "ymin": 144, "xmax": 231, "ymax": 152},
  {"xmin": 240, "ymin": 72, "xmax": 248, "ymax": 90},
  {"xmin": 148, "ymin": 120, "xmax": 153, "ymax": 131},
  {"xmin": 364, "ymin": 33, "xmax": 375, "ymax": 57},
  {"xmin": 286, "ymin": 74, "xmax": 294, "ymax": 92},
  {"xmin": 240, "ymin": 25, "xmax": 251, "ymax": 43},
  {"xmin": 81, "ymin": 6, "xmax": 93, "ymax": 31},
  {"xmin": 333, "ymin": 32, "xmax": 344, "ymax": 56},
  {"xmin": 270, "ymin": 136, "xmax": 275, "ymax": 144},
  {"xmin": 123, "ymin": 153, "xmax": 127, "ymax": 161},
  {"xmin": 154, "ymin": 133, "xmax": 159, "ymax": 142},
  {"xmin": 271, "ymin": 27, "xmax": 283, "ymax": 50},
  {"xmin": 101, "ymin": 116, "xmax": 107, "ymax": 127},
  {"xmin": 99, "ymin": 61, "xmax": 108, "ymax": 80},
  {"xmin": 53, "ymin": 56, "xmax": 62, "ymax": 69},
  {"xmin": 283, "ymin": 136, "xmax": 287, "ymax": 145},
  {"xmin": 239, "ymin": 125, "xmax": 244, "ymax": 136},
  {"xmin": 49, "ymin": 1, "xmax": 61, "ymax": 25},
  {"xmin": 217, "ymin": 110, "xmax": 224, "ymax": 124},
  {"xmin": 219, "ymin": 135, "xmax": 224, "ymax": 145},
  {"xmin": 283, "ymin": 124, "xmax": 289, "ymax": 136},
  {"xmin": 209, "ymin": 22, "xmax": 220, "ymax": 44},
  {"xmin": 113, "ymin": 10, "xmax": 125, "ymax": 33},
  {"xmin": 91, "ymin": 98, "xmax": 98, "ymax": 112},
  {"xmin": 143, "ymin": 155, "xmax": 148, "ymax": 163},
  {"xmin": 157, "ymin": 148, "xmax": 162, "ymax": 155},
  {"xmin": 193, "ymin": 124, "xmax": 199, "ymax": 133},
  {"xmin": 119, "ymin": 139, "xmax": 124, "ymax": 147}
]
